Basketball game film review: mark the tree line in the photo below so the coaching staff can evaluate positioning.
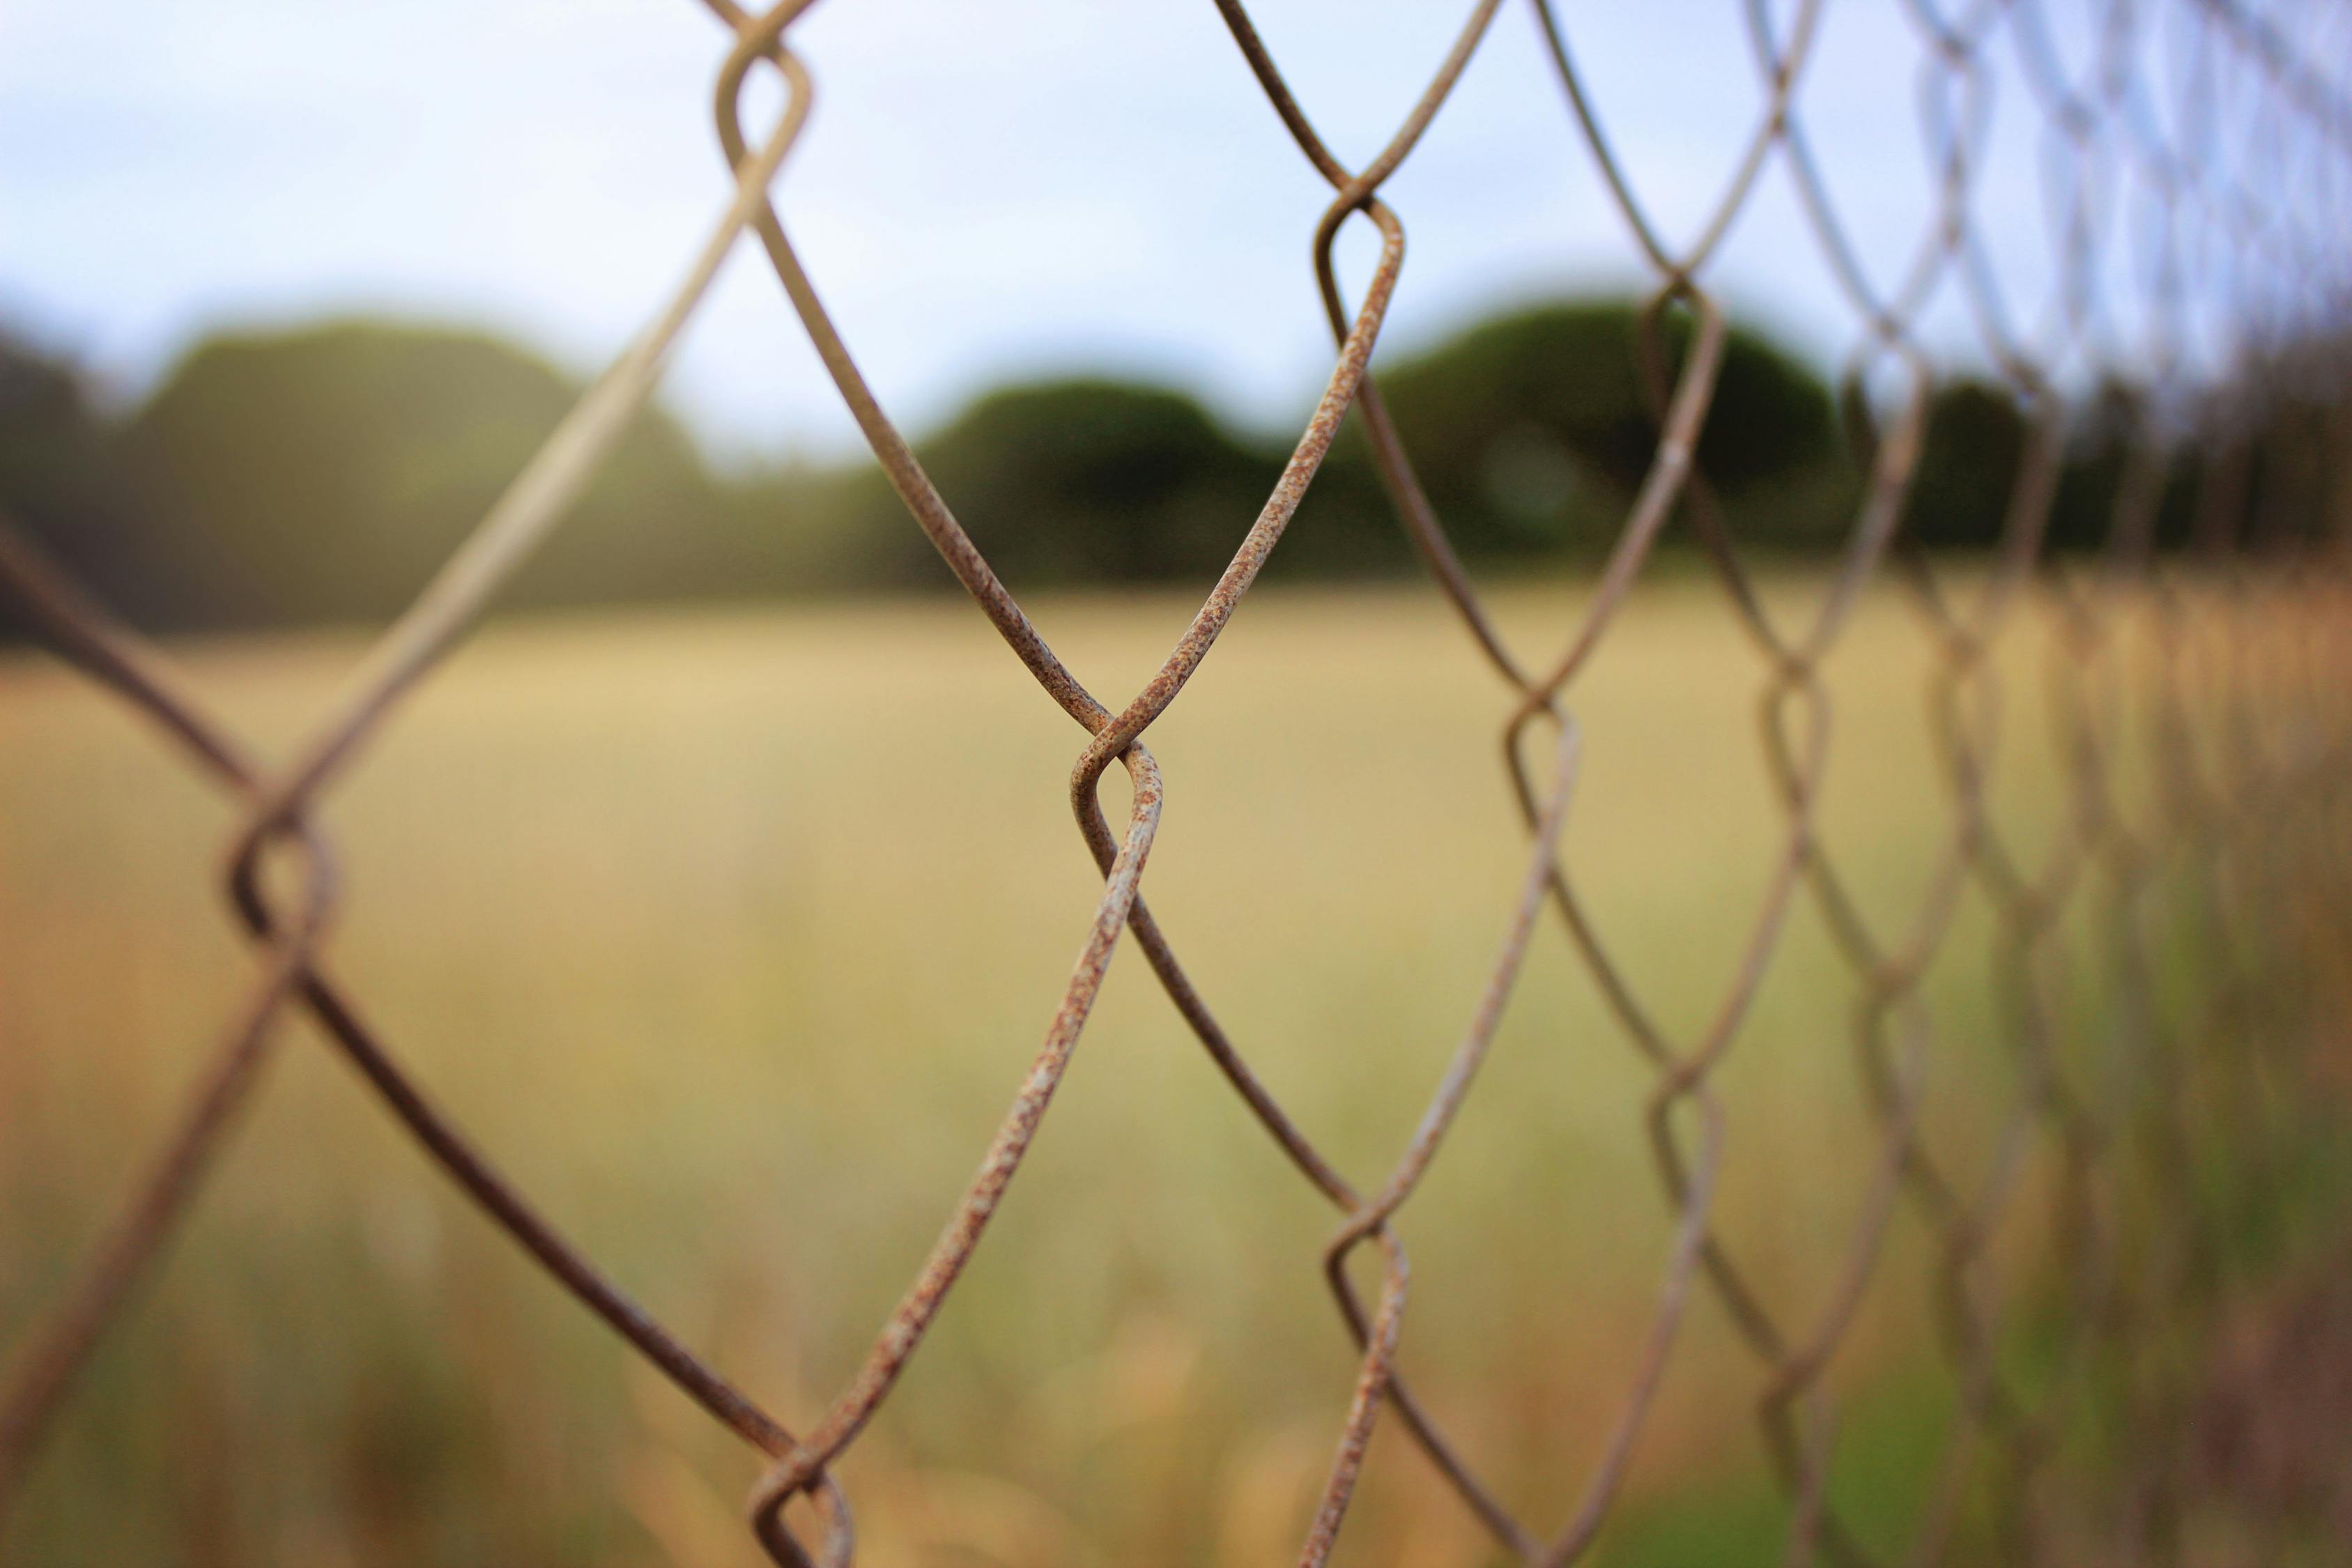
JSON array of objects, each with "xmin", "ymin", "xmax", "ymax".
[{"xmin": 0, "ymin": 298, "xmax": 2322, "ymax": 636}]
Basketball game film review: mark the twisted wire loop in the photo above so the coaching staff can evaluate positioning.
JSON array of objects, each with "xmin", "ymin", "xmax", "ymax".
[{"xmin": 1, "ymin": 0, "xmax": 2349, "ymax": 1563}]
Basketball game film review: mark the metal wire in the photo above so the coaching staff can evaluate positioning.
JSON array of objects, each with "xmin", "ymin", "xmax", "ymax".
[{"xmin": 3, "ymin": 0, "xmax": 2350, "ymax": 1563}]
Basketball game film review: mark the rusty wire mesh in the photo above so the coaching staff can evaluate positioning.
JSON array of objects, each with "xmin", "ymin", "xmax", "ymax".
[{"xmin": 4, "ymin": 0, "xmax": 2352, "ymax": 1562}]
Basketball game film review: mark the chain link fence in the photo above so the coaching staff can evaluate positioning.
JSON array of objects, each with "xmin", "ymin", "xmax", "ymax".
[{"xmin": 4, "ymin": 0, "xmax": 2352, "ymax": 1562}]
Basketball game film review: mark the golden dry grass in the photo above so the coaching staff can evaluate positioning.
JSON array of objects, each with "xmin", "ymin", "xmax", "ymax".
[{"xmin": 0, "ymin": 578, "xmax": 2131, "ymax": 1566}]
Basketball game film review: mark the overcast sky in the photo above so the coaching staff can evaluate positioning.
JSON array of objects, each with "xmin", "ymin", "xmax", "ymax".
[{"xmin": 1, "ymin": 0, "xmax": 2326, "ymax": 462}]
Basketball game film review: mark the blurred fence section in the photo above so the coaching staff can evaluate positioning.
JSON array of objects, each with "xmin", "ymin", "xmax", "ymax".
[{"xmin": 5, "ymin": 0, "xmax": 2352, "ymax": 1564}]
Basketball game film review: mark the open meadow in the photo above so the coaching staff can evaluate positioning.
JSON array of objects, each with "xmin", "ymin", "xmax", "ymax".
[{"xmin": 0, "ymin": 576, "xmax": 2316, "ymax": 1567}]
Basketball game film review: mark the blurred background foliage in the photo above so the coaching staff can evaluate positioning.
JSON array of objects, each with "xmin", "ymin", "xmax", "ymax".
[
  {"xmin": 8, "ymin": 295, "xmax": 2352, "ymax": 1568},
  {"xmin": 0, "ymin": 295, "xmax": 2307, "ymax": 636}
]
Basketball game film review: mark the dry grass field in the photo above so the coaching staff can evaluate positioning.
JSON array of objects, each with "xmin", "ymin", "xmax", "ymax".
[{"xmin": 0, "ymin": 577, "xmax": 2256, "ymax": 1566}]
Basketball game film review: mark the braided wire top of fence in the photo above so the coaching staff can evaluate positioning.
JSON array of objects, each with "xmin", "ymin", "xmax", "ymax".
[{"xmin": 5, "ymin": 0, "xmax": 2352, "ymax": 1564}]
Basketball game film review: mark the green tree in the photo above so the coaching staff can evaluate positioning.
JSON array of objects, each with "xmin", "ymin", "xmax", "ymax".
[
  {"xmin": 0, "ymin": 332, "xmax": 169, "ymax": 631},
  {"xmin": 861, "ymin": 379, "xmax": 1282, "ymax": 590},
  {"xmin": 114, "ymin": 321, "xmax": 778, "ymax": 627},
  {"xmin": 1364, "ymin": 300, "xmax": 1848, "ymax": 560}
]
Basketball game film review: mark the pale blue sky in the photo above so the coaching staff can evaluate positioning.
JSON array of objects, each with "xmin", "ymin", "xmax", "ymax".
[{"xmin": 0, "ymin": 0, "xmax": 2322, "ymax": 461}]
